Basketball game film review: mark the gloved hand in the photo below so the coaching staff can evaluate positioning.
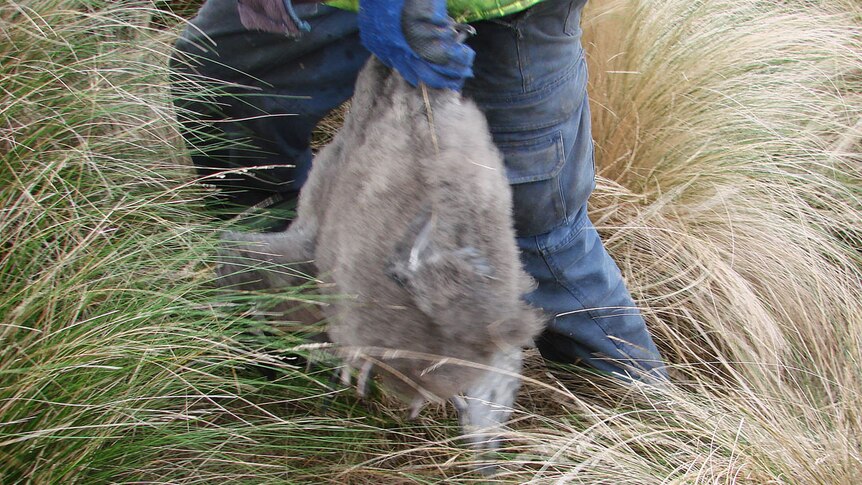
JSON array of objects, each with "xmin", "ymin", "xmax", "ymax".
[
  {"xmin": 359, "ymin": 0, "xmax": 476, "ymax": 91},
  {"xmin": 237, "ymin": 0, "xmax": 311, "ymax": 37}
]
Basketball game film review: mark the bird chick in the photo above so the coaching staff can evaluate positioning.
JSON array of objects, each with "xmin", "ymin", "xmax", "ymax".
[{"xmin": 217, "ymin": 57, "xmax": 544, "ymax": 464}]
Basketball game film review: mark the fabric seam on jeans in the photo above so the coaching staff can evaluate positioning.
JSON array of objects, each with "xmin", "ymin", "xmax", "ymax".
[
  {"xmin": 556, "ymin": 171, "xmax": 568, "ymax": 221},
  {"xmin": 516, "ymin": 29, "xmax": 528, "ymax": 92},
  {"xmin": 539, "ymin": 209, "xmax": 587, "ymax": 253}
]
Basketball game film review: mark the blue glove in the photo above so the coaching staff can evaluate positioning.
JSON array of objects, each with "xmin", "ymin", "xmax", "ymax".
[{"xmin": 358, "ymin": 0, "xmax": 476, "ymax": 91}]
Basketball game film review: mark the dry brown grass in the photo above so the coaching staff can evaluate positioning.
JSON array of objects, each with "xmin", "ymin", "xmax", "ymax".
[{"xmin": 488, "ymin": 1, "xmax": 862, "ymax": 482}]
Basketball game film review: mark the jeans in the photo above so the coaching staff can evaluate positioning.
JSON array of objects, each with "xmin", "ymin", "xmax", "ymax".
[{"xmin": 172, "ymin": 0, "xmax": 667, "ymax": 380}]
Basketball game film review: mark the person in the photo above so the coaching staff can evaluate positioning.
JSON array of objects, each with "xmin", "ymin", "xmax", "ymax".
[{"xmin": 171, "ymin": 0, "xmax": 667, "ymax": 382}]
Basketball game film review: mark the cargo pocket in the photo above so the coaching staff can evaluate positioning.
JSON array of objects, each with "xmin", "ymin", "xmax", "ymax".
[{"xmin": 497, "ymin": 130, "xmax": 568, "ymax": 237}]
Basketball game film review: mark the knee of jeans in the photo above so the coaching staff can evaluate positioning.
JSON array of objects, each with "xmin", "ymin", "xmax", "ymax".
[{"xmin": 537, "ymin": 212, "xmax": 637, "ymax": 312}]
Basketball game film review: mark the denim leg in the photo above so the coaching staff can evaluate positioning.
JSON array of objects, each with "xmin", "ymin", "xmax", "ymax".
[
  {"xmin": 170, "ymin": 1, "xmax": 369, "ymax": 213},
  {"xmin": 523, "ymin": 209, "xmax": 667, "ymax": 380},
  {"xmin": 465, "ymin": 0, "xmax": 666, "ymax": 380}
]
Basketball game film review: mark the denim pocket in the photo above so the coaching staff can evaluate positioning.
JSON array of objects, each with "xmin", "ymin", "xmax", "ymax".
[
  {"xmin": 497, "ymin": 130, "xmax": 568, "ymax": 237},
  {"xmin": 564, "ymin": 0, "xmax": 586, "ymax": 36}
]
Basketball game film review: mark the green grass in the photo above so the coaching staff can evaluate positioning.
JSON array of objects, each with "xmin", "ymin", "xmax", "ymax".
[{"xmin": 2, "ymin": 0, "xmax": 861, "ymax": 483}]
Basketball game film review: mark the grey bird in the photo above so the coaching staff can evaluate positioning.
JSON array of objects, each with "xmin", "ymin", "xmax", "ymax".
[{"xmin": 216, "ymin": 57, "xmax": 544, "ymax": 462}]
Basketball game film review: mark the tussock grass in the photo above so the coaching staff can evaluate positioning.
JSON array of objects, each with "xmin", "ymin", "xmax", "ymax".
[
  {"xmin": 0, "ymin": 1, "xmax": 365, "ymax": 483},
  {"xmin": 514, "ymin": 0, "xmax": 862, "ymax": 482},
  {"xmin": 1, "ymin": 0, "xmax": 860, "ymax": 483}
]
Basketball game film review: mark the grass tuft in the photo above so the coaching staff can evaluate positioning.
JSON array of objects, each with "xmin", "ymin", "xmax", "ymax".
[{"xmin": 1, "ymin": 0, "xmax": 860, "ymax": 483}]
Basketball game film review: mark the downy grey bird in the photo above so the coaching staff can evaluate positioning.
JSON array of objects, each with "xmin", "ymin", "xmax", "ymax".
[{"xmin": 216, "ymin": 56, "xmax": 543, "ymax": 460}]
